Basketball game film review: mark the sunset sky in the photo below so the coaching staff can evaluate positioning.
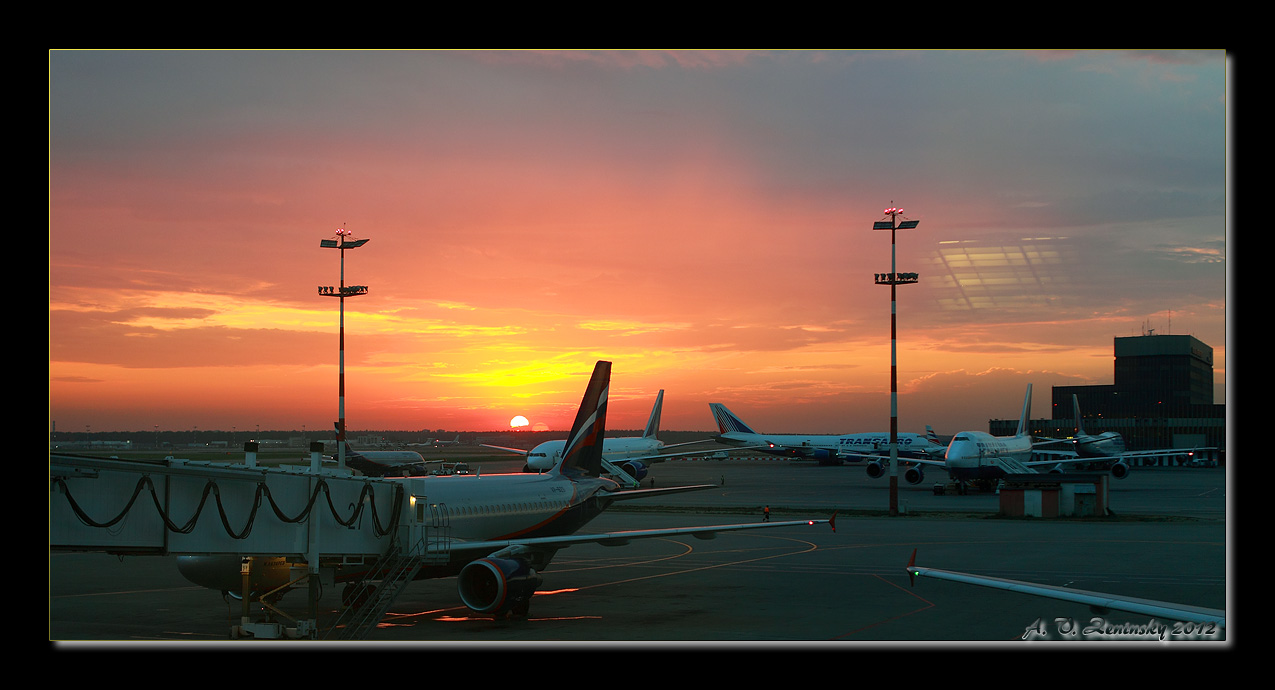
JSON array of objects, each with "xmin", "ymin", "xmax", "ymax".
[{"xmin": 49, "ymin": 50, "xmax": 1229, "ymax": 436}]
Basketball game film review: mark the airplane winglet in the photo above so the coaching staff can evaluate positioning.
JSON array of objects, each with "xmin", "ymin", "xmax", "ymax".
[
  {"xmin": 829, "ymin": 510, "xmax": 838, "ymax": 533},
  {"xmin": 906, "ymin": 548, "xmax": 917, "ymax": 587}
]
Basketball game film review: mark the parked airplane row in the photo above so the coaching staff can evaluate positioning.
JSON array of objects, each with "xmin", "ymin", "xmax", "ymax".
[
  {"xmin": 177, "ymin": 361, "xmax": 835, "ymax": 618},
  {"xmin": 341, "ymin": 381, "xmax": 1207, "ymax": 492},
  {"xmin": 173, "ymin": 362, "xmax": 1216, "ymax": 630},
  {"xmin": 708, "ymin": 385, "xmax": 1207, "ymax": 489}
]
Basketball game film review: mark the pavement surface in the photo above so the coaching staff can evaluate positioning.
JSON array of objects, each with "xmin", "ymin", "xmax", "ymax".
[{"xmin": 49, "ymin": 458, "xmax": 1229, "ymax": 647}]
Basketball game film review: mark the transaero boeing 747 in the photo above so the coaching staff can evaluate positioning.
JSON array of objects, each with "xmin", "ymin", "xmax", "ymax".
[
  {"xmin": 178, "ymin": 362, "xmax": 834, "ymax": 618},
  {"xmin": 709, "ymin": 402, "xmax": 946, "ymax": 467}
]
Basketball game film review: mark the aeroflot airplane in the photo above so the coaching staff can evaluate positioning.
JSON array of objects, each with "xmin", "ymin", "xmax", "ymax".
[
  {"xmin": 708, "ymin": 402, "xmax": 946, "ymax": 467},
  {"xmin": 484, "ymin": 389, "xmax": 713, "ymax": 486},
  {"xmin": 178, "ymin": 361, "xmax": 834, "ymax": 617}
]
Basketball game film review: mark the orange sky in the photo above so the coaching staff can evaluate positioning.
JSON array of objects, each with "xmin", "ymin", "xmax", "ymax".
[{"xmin": 49, "ymin": 50, "xmax": 1228, "ymax": 435}]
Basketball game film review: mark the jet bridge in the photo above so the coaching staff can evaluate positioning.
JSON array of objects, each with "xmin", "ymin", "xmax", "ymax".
[{"xmin": 50, "ymin": 450, "xmax": 432, "ymax": 639}]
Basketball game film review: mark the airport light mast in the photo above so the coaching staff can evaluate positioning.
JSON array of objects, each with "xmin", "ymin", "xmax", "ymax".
[
  {"xmin": 319, "ymin": 228, "xmax": 370, "ymax": 471},
  {"xmin": 873, "ymin": 206, "xmax": 919, "ymax": 517}
]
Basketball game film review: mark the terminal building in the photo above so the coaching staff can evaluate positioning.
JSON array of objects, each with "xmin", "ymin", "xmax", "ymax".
[{"xmin": 990, "ymin": 334, "xmax": 1224, "ymax": 462}]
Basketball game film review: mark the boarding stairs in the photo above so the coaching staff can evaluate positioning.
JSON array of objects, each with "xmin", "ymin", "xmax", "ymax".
[
  {"xmin": 323, "ymin": 505, "xmax": 452, "ymax": 640},
  {"xmin": 322, "ymin": 544, "xmax": 418, "ymax": 639},
  {"xmin": 994, "ymin": 455, "xmax": 1036, "ymax": 475}
]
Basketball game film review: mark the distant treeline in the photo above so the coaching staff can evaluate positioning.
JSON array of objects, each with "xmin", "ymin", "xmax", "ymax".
[{"xmin": 50, "ymin": 428, "xmax": 718, "ymax": 448}]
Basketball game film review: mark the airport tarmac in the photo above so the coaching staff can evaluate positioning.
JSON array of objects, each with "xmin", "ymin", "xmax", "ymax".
[{"xmin": 49, "ymin": 459, "xmax": 1229, "ymax": 646}]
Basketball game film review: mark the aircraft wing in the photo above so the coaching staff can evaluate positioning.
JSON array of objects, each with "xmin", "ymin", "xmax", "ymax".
[
  {"xmin": 1117, "ymin": 447, "xmax": 1215, "ymax": 460},
  {"xmin": 904, "ymin": 550, "xmax": 1224, "ymax": 628},
  {"xmin": 600, "ymin": 484, "xmax": 718, "ymax": 501},
  {"xmin": 609, "ymin": 448, "xmax": 729, "ymax": 464},
  {"xmin": 838, "ymin": 451, "xmax": 948, "ymax": 467},
  {"xmin": 656, "ymin": 438, "xmax": 720, "ymax": 450},
  {"xmin": 480, "ymin": 444, "xmax": 531, "ymax": 456},
  {"xmin": 1033, "ymin": 438, "xmax": 1078, "ymax": 450},
  {"xmin": 345, "ymin": 458, "xmax": 447, "ymax": 477},
  {"xmin": 380, "ymin": 460, "xmax": 445, "ymax": 476},
  {"xmin": 1021, "ymin": 453, "xmax": 1091, "ymax": 468},
  {"xmin": 1023, "ymin": 448, "xmax": 1211, "ymax": 468},
  {"xmin": 445, "ymin": 514, "xmax": 836, "ymax": 556},
  {"xmin": 1029, "ymin": 448, "xmax": 1080, "ymax": 459}
]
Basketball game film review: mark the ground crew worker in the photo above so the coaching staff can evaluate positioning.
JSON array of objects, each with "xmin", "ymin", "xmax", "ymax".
[{"xmin": 763, "ymin": 505, "xmax": 770, "ymax": 522}]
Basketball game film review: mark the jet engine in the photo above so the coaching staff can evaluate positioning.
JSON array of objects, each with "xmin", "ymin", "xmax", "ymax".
[
  {"xmin": 866, "ymin": 461, "xmax": 885, "ymax": 479},
  {"xmin": 903, "ymin": 465, "xmax": 925, "ymax": 485},
  {"xmin": 812, "ymin": 449, "xmax": 845, "ymax": 466},
  {"xmin": 1049, "ymin": 464, "xmax": 1066, "ymax": 474},
  {"xmin": 457, "ymin": 557, "xmax": 543, "ymax": 617},
  {"xmin": 615, "ymin": 460, "xmax": 649, "ymax": 481},
  {"xmin": 1110, "ymin": 460, "xmax": 1130, "ymax": 480}
]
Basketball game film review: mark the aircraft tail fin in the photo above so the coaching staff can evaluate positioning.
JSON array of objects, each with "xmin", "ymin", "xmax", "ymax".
[
  {"xmin": 1072, "ymin": 395, "xmax": 1086, "ymax": 436},
  {"xmin": 643, "ymin": 390, "xmax": 664, "ymax": 439},
  {"xmin": 343, "ymin": 447, "xmax": 392, "ymax": 476},
  {"xmin": 709, "ymin": 403, "xmax": 758, "ymax": 435},
  {"xmin": 556, "ymin": 360, "xmax": 611, "ymax": 479},
  {"xmin": 1016, "ymin": 384, "xmax": 1033, "ymax": 438},
  {"xmin": 926, "ymin": 425, "xmax": 940, "ymax": 445},
  {"xmin": 329, "ymin": 425, "xmax": 384, "ymax": 476}
]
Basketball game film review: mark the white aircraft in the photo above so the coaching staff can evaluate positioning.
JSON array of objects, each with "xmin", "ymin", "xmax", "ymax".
[
  {"xmin": 937, "ymin": 383, "xmax": 1039, "ymax": 484},
  {"xmin": 857, "ymin": 384, "xmax": 1037, "ymax": 486},
  {"xmin": 884, "ymin": 384, "xmax": 1155, "ymax": 488},
  {"xmin": 431, "ymin": 434, "xmax": 462, "ymax": 447},
  {"xmin": 484, "ymin": 389, "xmax": 712, "ymax": 487},
  {"xmin": 177, "ymin": 361, "xmax": 835, "ymax": 617},
  {"xmin": 1031, "ymin": 395, "xmax": 1213, "ymax": 478},
  {"xmin": 905, "ymin": 549, "xmax": 1225, "ymax": 629},
  {"xmin": 708, "ymin": 402, "xmax": 946, "ymax": 467}
]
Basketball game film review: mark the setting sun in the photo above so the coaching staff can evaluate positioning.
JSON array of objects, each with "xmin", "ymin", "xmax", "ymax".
[{"xmin": 510, "ymin": 415, "xmax": 530, "ymax": 428}]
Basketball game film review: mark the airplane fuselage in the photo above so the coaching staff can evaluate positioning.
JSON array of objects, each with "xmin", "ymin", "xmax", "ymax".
[
  {"xmin": 343, "ymin": 448, "xmax": 429, "ymax": 476},
  {"xmin": 527, "ymin": 437, "xmax": 666, "ymax": 471},
  {"xmin": 178, "ymin": 469, "xmax": 622, "ymax": 592},
  {"xmin": 401, "ymin": 471, "xmax": 618, "ymax": 543},
  {"xmin": 943, "ymin": 431, "xmax": 1034, "ymax": 481},
  {"xmin": 354, "ymin": 450, "xmax": 425, "ymax": 462},
  {"xmin": 716, "ymin": 431, "xmax": 938, "ymax": 461},
  {"xmin": 1071, "ymin": 432, "xmax": 1127, "ymax": 458}
]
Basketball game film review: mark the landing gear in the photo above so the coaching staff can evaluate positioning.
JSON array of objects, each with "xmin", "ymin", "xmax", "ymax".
[{"xmin": 342, "ymin": 583, "xmax": 376, "ymax": 609}]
